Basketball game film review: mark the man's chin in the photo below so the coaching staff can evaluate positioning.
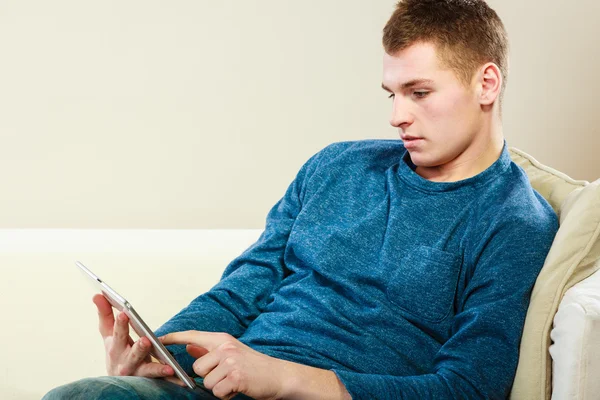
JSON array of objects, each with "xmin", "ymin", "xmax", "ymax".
[{"xmin": 407, "ymin": 153, "xmax": 434, "ymax": 167}]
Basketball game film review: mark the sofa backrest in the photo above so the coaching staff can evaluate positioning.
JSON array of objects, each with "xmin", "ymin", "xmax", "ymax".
[{"xmin": 508, "ymin": 147, "xmax": 600, "ymax": 399}]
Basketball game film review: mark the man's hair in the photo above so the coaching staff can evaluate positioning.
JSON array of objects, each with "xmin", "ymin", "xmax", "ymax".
[{"xmin": 382, "ymin": 0, "xmax": 509, "ymax": 114}]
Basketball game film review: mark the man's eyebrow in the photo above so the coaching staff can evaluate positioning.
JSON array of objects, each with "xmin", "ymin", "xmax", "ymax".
[{"xmin": 381, "ymin": 79, "xmax": 435, "ymax": 92}]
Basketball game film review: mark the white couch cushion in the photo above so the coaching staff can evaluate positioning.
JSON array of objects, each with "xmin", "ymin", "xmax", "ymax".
[{"xmin": 549, "ymin": 261, "xmax": 600, "ymax": 399}]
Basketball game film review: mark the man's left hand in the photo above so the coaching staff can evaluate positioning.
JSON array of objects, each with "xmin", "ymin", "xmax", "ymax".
[{"xmin": 159, "ymin": 331, "xmax": 290, "ymax": 400}]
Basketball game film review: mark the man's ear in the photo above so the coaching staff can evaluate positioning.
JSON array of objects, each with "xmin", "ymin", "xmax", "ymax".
[{"xmin": 477, "ymin": 62, "xmax": 502, "ymax": 106}]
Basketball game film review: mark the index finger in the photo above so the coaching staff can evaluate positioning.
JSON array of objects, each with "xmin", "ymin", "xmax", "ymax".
[
  {"xmin": 93, "ymin": 293, "xmax": 115, "ymax": 338},
  {"xmin": 158, "ymin": 331, "xmax": 218, "ymax": 351}
]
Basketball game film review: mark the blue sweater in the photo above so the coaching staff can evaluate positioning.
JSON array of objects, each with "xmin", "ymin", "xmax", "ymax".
[{"xmin": 155, "ymin": 139, "xmax": 558, "ymax": 399}]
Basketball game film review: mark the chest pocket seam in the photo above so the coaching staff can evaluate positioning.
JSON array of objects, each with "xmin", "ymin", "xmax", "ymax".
[{"xmin": 385, "ymin": 245, "xmax": 463, "ymax": 323}]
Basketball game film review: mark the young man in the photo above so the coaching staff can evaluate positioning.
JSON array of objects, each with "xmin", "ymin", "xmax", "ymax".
[{"xmin": 44, "ymin": 0, "xmax": 558, "ymax": 399}]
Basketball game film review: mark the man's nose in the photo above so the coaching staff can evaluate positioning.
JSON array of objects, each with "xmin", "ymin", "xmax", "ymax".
[{"xmin": 389, "ymin": 97, "xmax": 413, "ymax": 129}]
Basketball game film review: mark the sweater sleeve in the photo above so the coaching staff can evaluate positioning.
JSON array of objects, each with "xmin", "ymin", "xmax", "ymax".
[
  {"xmin": 153, "ymin": 147, "xmax": 326, "ymax": 375},
  {"xmin": 331, "ymin": 215, "xmax": 558, "ymax": 400}
]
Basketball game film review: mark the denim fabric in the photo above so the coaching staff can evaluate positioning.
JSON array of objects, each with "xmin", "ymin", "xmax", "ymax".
[
  {"xmin": 147, "ymin": 139, "xmax": 558, "ymax": 399},
  {"xmin": 42, "ymin": 376, "xmax": 255, "ymax": 400}
]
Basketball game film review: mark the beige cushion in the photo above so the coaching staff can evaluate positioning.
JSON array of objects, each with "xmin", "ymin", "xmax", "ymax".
[
  {"xmin": 508, "ymin": 148, "xmax": 600, "ymax": 399},
  {"xmin": 508, "ymin": 148, "xmax": 587, "ymax": 218}
]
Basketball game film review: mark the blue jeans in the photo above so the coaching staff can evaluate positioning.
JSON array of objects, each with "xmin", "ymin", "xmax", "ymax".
[{"xmin": 42, "ymin": 376, "xmax": 255, "ymax": 400}]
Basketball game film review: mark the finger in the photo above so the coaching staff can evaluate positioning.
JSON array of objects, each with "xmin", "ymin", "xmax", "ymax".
[
  {"xmin": 93, "ymin": 294, "xmax": 115, "ymax": 338},
  {"xmin": 135, "ymin": 358, "xmax": 176, "ymax": 379},
  {"xmin": 203, "ymin": 362, "xmax": 234, "ymax": 395},
  {"xmin": 163, "ymin": 376, "xmax": 187, "ymax": 387},
  {"xmin": 159, "ymin": 331, "xmax": 217, "ymax": 351},
  {"xmin": 124, "ymin": 337, "xmax": 153, "ymax": 374},
  {"xmin": 186, "ymin": 344, "xmax": 209, "ymax": 359},
  {"xmin": 192, "ymin": 350, "xmax": 220, "ymax": 378},
  {"xmin": 112, "ymin": 312, "xmax": 131, "ymax": 354}
]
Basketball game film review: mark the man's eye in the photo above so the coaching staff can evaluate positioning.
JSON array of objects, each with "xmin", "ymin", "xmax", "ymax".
[{"xmin": 387, "ymin": 91, "xmax": 429, "ymax": 99}]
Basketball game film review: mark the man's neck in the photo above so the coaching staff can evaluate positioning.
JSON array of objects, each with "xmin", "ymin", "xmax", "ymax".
[{"xmin": 415, "ymin": 134, "xmax": 505, "ymax": 183}]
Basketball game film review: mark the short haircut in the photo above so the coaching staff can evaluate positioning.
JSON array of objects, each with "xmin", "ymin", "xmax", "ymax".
[{"xmin": 382, "ymin": 0, "xmax": 510, "ymax": 113}]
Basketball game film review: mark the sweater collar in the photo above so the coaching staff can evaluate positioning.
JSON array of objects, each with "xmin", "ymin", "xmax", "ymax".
[{"xmin": 398, "ymin": 140, "xmax": 512, "ymax": 192}]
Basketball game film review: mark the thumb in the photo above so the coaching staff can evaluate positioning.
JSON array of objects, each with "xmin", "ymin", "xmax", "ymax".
[
  {"xmin": 93, "ymin": 294, "xmax": 115, "ymax": 338},
  {"xmin": 186, "ymin": 344, "xmax": 209, "ymax": 359}
]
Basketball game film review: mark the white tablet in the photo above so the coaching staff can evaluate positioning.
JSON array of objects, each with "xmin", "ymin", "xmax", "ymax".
[{"xmin": 76, "ymin": 261, "xmax": 196, "ymax": 390}]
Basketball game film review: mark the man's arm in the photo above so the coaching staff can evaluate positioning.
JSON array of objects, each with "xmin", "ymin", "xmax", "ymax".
[
  {"xmin": 280, "ymin": 362, "xmax": 352, "ymax": 400},
  {"xmin": 153, "ymin": 146, "xmax": 327, "ymax": 375},
  {"xmin": 286, "ymin": 216, "xmax": 558, "ymax": 400}
]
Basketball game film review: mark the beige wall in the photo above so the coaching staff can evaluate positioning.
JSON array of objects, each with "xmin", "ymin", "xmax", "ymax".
[{"xmin": 0, "ymin": 0, "xmax": 598, "ymax": 229}]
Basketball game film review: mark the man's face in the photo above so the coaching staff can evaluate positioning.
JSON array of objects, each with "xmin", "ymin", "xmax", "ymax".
[{"xmin": 382, "ymin": 42, "xmax": 483, "ymax": 169}]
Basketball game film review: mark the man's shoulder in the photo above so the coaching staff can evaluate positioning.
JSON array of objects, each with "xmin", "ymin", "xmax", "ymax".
[
  {"xmin": 328, "ymin": 138, "xmax": 404, "ymax": 152},
  {"xmin": 479, "ymin": 163, "xmax": 559, "ymax": 237},
  {"xmin": 313, "ymin": 139, "xmax": 406, "ymax": 168}
]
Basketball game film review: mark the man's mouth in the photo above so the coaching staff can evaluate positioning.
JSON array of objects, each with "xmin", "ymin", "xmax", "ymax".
[
  {"xmin": 401, "ymin": 134, "xmax": 423, "ymax": 141},
  {"xmin": 401, "ymin": 135, "xmax": 424, "ymax": 148}
]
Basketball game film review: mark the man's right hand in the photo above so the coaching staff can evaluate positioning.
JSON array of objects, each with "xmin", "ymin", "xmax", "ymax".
[{"xmin": 92, "ymin": 294, "xmax": 186, "ymax": 386}]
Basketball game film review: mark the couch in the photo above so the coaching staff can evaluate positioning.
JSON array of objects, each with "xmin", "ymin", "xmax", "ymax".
[{"xmin": 0, "ymin": 147, "xmax": 598, "ymax": 400}]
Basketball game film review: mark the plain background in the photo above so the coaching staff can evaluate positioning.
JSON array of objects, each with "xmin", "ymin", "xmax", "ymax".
[{"xmin": 0, "ymin": 0, "xmax": 598, "ymax": 229}]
